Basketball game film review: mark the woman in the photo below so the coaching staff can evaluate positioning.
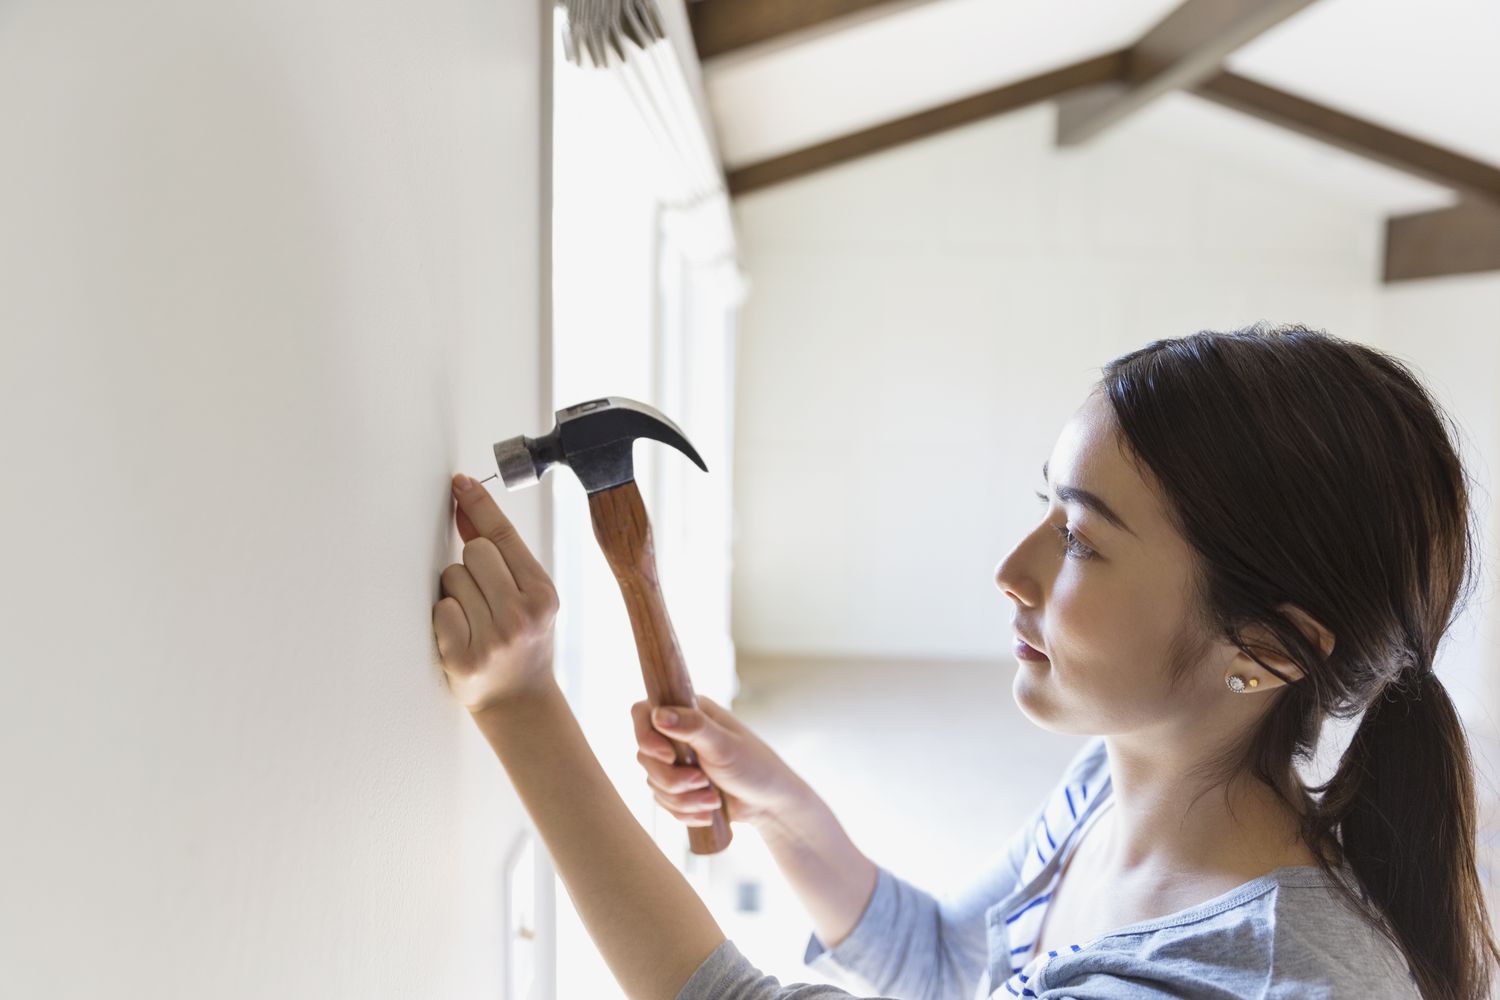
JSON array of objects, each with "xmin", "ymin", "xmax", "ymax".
[{"xmin": 433, "ymin": 324, "xmax": 1498, "ymax": 1000}]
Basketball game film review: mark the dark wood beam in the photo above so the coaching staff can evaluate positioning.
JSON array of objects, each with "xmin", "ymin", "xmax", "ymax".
[
  {"xmin": 726, "ymin": 51, "xmax": 1125, "ymax": 197},
  {"xmin": 1385, "ymin": 199, "xmax": 1500, "ymax": 282},
  {"xmin": 1194, "ymin": 71, "xmax": 1500, "ymax": 204},
  {"xmin": 689, "ymin": 0, "xmax": 929, "ymax": 61},
  {"xmin": 1056, "ymin": 0, "xmax": 1318, "ymax": 147}
]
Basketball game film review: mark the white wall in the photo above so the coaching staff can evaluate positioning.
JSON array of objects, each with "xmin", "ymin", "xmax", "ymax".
[
  {"xmin": 728, "ymin": 95, "xmax": 1500, "ymax": 733},
  {"xmin": 0, "ymin": 1, "xmax": 550, "ymax": 996}
]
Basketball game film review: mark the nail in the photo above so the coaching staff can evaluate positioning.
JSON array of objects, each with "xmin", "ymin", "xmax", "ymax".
[{"xmin": 453, "ymin": 474, "xmax": 473, "ymax": 493}]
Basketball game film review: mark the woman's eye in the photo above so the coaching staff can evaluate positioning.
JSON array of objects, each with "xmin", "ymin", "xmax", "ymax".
[
  {"xmin": 1034, "ymin": 491, "xmax": 1094, "ymax": 559},
  {"xmin": 1053, "ymin": 524, "xmax": 1095, "ymax": 560}
]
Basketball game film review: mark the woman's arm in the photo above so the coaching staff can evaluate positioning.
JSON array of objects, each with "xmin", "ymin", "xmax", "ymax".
[
  {"xmin": 469, "ymin": 682, "xmax": 727, "ymax": 1000},
  {"xmin": 752, "ymin": 779, "xmax": 879, "ymax": 950},
  {"xmin": 435, "ymin": 475, "xmax": 874, "ymax": 999}
]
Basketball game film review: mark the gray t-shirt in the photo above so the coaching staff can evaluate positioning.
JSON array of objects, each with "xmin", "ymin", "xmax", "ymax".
[{"xmin": 674, "ymin": 736, "xmax": 1419, "ymax": 999}]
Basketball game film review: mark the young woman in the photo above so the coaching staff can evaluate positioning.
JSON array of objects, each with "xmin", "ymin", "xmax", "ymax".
[{"xmin": 434, "ymin": 324, "xmax": 1499, "ymax": 1000}]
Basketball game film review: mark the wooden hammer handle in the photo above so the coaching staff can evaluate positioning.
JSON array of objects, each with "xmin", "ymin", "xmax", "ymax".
[{"xmin": 587, "ymin": 479, "xmax": 733, "ymax": 855}]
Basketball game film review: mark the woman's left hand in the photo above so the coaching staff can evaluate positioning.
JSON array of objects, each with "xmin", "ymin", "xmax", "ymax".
[{"xmin": 433, "ymin": 473, "xmax": 560, "ymax": 714}]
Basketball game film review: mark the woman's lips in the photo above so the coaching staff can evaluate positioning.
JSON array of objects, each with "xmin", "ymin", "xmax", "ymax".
[{"xmin": 1014, "ymin": 637, "xmax": 1049, "ymax": 661}]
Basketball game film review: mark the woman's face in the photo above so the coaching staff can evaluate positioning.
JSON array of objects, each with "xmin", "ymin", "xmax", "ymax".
[{"xmin": 994, "ymin": 389, "xmax": 1226, "ymax": 737}]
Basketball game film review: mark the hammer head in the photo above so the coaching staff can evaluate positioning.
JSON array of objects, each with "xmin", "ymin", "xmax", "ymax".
[{"xmin": 492, "ymin": 396, "xmax": 708, "ymax": 495}]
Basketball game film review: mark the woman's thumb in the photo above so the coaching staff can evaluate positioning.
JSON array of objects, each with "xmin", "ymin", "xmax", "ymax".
[
  {"xmin": 652, "ymin": 705, "xmax": 727, "ymax": 756},
  {"xmin": 652, "ymin": 705, "xmax": 697, "ymax": 733}
]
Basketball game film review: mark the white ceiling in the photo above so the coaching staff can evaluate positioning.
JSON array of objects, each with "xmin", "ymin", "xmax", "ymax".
[{"xmin": 700, "ymin": 0, "xmax": 1497, "ymax": 213}]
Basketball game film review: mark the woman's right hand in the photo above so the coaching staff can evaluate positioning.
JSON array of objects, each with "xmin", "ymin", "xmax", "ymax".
[{"xmin": 631, "ymin": 695, "xmax": 803, "ymax": 829}]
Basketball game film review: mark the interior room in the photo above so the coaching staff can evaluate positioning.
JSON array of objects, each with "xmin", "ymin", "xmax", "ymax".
[{"xmin": 4, "ymin": 1, "xmax": 1498, "ymax": 998}]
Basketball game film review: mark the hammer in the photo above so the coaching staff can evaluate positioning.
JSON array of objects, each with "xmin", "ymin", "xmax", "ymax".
[{"xmin": 490, "ymin": 396, "xmax": 732, "ymax": 855}]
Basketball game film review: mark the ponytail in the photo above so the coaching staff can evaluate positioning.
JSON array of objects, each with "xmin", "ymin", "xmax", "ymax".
[{"xmin": 1315, "ymin": 668, "xmax": 1500, "ymax": 1000}]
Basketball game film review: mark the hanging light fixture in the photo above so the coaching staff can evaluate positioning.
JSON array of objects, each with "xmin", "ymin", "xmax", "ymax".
[{"xmin": 555, "ymin": 0, "xmax": 666, "ymax": 69}]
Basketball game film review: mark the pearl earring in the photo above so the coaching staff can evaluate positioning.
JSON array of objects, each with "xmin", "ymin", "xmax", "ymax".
[{"xmin": 1226, "ymin": 674, "xmax": 1248, "ymax": 693}]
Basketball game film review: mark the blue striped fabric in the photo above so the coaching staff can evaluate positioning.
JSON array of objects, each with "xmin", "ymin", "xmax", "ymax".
[{"xmin": 998, "ymin": 781, "xmax": 1111, "ymax": 992}]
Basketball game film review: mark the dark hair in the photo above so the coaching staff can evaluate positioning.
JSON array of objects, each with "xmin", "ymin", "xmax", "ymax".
[{"xmin": 1097, "ymin": 322, "xmax": 1498, "ymax": 1000}]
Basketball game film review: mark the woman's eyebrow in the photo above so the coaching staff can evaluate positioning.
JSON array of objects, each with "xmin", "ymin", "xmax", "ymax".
[{"xmin": 1041, "ymin": 461, "xmax": 1138, "ymax": 538}]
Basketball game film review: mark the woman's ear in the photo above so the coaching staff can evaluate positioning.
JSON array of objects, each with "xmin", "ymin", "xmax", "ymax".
[{"xmin": 1233, "ymin": 603, "xmax": 1335, "ymax": 688}]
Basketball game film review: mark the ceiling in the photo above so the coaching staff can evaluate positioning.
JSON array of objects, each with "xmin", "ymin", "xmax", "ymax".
[{"xmin": 695, "ymin": 0, "xmax": 1497, "ymax": 215}]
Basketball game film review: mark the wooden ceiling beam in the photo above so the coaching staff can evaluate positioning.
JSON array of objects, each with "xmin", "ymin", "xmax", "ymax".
[
  {"xmin": 1384, "ymin": 199, "xmax": 1500, "ymax": 283},
  {"xmin": 1194, "ymin": 71, "xmax": 1500, "ymax": 205},
  {"xmin": 689, "ymin": 0, "xmax": 932, "ymax": 61},
  {"xmin": 726, "ymin": 51, "xmax": 1125, "ymax": 196},
  {"xmin": 1055, "ymin": 0, "xmax": 1319, "ymax": 147}
]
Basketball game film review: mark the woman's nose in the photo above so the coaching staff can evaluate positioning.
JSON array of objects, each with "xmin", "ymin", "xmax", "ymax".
[{"xmin": 995, "ymin": 532, "xmax": 1043, "ymax": 605}]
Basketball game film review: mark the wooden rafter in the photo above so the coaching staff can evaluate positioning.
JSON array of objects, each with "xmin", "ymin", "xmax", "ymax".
[
  {"xmin": 1194, "ymin": 72, "xmax": 1500, "ymax": 204},
  {"xmin": 1055, "ymin": 0, "xmax": 1318, "ymax": 147},
  {"xmin": 1385, "ymin": 199, "xmax": 1500, "ymax": 283},
  {"xmin": 689, "ymin": 0, "xmax": 931, "ymax": 61},
  {"xmin": 726, "ymin": 51, "xmax": 1125, "ymax": 196}
]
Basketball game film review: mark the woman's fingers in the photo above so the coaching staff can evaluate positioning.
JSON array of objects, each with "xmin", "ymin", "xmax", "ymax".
[
  {"xmin": 631, "ymin": 717, "xmax": 723, "ymax": 826},
  {"xmin": 462, "ymin": 536, "xmax": 520, "ymax": 621},
  {"xmin": 661, "ymin": 809, "xmax": 715, "ymax": 828},
  {"xmin": 636, "ymin": 749, "xmax": 710, "ymax": 794},
  {"xmin": 450, "ymin": 475, "xmax": 551, "ymax": 594},
  {"xmin": 630, "ymin": 699, "xmax": 731, "ymax": 829},
  {"xmin": 433, "ymin": 597, "xmax": 471, "ymax": 657},
  {"xmin": 439, "ymin": 563, "xmax": 492, "ymax": 650},
  {"xmin": 454, "ymin": 500, "xmax": 480, "ymax": 544},
  {"xmin": 645, "ymin": 774, "xmax": 721, "ymax": 816}
]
